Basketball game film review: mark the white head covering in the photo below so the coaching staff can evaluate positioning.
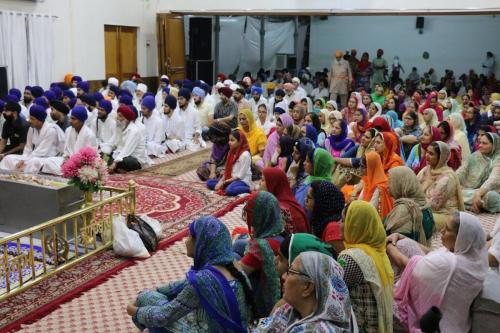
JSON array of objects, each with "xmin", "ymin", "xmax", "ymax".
[
  {"xmin": 160, "ymin": 74, "xmax": 169, "ymax": 80},
  {"xmin": 229, "ymin": 83, "xmax": 239, "ymax": 91},
  {"xmin": 326, "ymin": 100, "xmax": 337, "ymax": 111},
  {"xmin": 223, "ymin": 79, "xmax": 233, "ymax": 86},
  {"xmin": 292, "ymin": 77, "xmax": 300, "ymax": 84},
  {"xmin": 136, "ymin": 83, "xmax": 148, "ymax": 94},
  {"xmin": 107, "ymin": 77, "xmax": 119, "ymax": 87}
]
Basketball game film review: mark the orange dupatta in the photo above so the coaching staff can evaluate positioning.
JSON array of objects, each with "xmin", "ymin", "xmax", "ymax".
[
  {"xmin": 362, "ymin": 151, "xmax": 394, "ymax": 219},
  {"xmin": 381, "ymin": 132, "xmax": 403, "ymax": 173}
]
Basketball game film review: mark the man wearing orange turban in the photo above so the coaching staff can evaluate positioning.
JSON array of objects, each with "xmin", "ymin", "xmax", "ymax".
[{"xmin": 329, "ymin": 50, "xmax": 352, "ymax": 109}]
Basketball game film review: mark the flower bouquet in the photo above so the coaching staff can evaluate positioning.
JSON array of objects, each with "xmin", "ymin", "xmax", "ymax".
[{"xmin": 61, "ymin": 147, "xmax": 108, "ymax": 193}]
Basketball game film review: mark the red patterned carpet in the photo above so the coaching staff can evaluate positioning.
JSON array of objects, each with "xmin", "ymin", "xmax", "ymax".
[{"xmin": 0, "ymin": 173, "xmax": 244, "ymax": 333}]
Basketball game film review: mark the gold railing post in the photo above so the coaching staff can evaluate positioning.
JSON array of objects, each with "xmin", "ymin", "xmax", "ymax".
[{"xmin": 128, "ymin": 180, "xmax": 136, "ymax": 216}]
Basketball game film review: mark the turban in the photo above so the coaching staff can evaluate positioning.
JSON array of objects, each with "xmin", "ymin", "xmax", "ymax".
[
  {"xmin": 34, "ymin": 97, "xmax": 49, "ymax": 109},
  {"xmin": 160, "ymin": 74, "xmax": 169, "ymax": 80},
  {"xmin": 63, "ymin": 90, "xmax": 75, "ymax": 99},
  {"xmin": 275, "ymin": 89, "xmax": 285, "ymax": 97},
  {"xmin": 51, "ymin": 86, "xmax": 62, "ymax": 99},
  {"xmin": 141, "ymin": 96, "xmax": 156, "ymax": 111},
  {"xmin": 160, "ymin": 77, "xmax": 169, "ymax": 84},
  {"xmin": 219, "ymin": 86, "xmax": 233, "ymax": 98},
  {"xmin": 173, "ymin": 79, "xmax": 182, "ymax": 86},
  {"xmin": 215, "ymin": 82, "xmax": 224, "ymax": 89},
  {"xmin": 274, "ymin": 107, "xmax": 286, "ymax": 115},
  {"xmin": 71, "ymin": 75, "xmax": 82, "ymax": 82},
  {"xmin": 194, "ymin": 80, "xmax": 202, "ymax": 87},
  {"xmin": 77, "ymin": 81, "xmax": 89, "ymax": 93},
  {"xmin": 251, "ymin": 86, "xmax": 263, "ymax": 95},
  {"xmin": 120, "ymin": 89, "xmax": 133, "ymax": 99},
  {"xmin": 5, "ymin": 94, "xmax": 19, "ymax": 103},
  {"xmin": 108, "ymin": 77, "xmax": 119, "ymax": 87},
  {"xmin": 284, "ymin": 83, "xmax": 294, "ymax": 90},
  {"xmin": 292, "ymin": 77, "xmax": 300, "ymax": 84},
  {"xmin": 217, "ymin": 72, "xmax": 226, "ymax": 81},
  {"xmin": 119, "ymin": 95, "xmax": 133, "ymax": 106},
  {"xmin": 178, "ymin": 88, "xmax": 191, "ymax": 100},
  {"xmin": 266, "ymin": 82, "xmax": 276, "ymax": 90},
  {"xmin": 117, "ymin": 105, "xmax": 136, "ymax": 121},
  {"xmin": 130, "ymin": 106, "xmax": 139, "ymax": 118},
  {"xmin": 230, "ymin": 84, "xmax": 239, "ymax": 91},
  {"xmin": 192, "ymin": 87, "xmax": 205, "ymax": 98},
  {"xmin": 8, "ymin": 88, "xmax": 21, "ymax": 100},
  {"xmin": 80, "ymin": 94, "xmax": 96, "ymax": 107},
  {"xmin": 164, "ymin": 95, "xmax": 177, "ymax": 110},
  {"xmin": 68, "ymin": 98, "xmax": 77, "ymax": 109},
  {"xmin": 335, "ymin": 50, "xmax": 343, "ymax": 58},
  {"xmin": 50, "ymin": 100, "xmax": 70, "ymax": 115},
  {"xmin": 30, "ymin": 105, "xmax": 47, "ymax": 122},
  {"xmin": 223, "ymin": 79, "xmax": 233, "ymax": 86},
  {"xmin": 99, "ymin": 100, "xmax": 112, "ymax": 113},
  {"xmin": 109, "ymin": 85, "xmax": 120, "ymax": 95},
  {"xmin": 31, "ymin": 86, "xmax": 44, "ymax": 98},
  {"xmin": 5, "ymin": 101, "xmax": 21, "ymax": 113},
  {"xmin": 43, "ymin": 90, "xmax": 56, "ymax": 101},
  {"xmin": 93, "ymin": 92, "xmax": 104, "ymax": 102},
  {"xmin": 136, "ymin": 83, "xmax": 148, "ymax": 93},
  {"xmin": 71, "ymin": 105, "xmax": 88, "ymax": 122},
  {"xmin": 162, "ymin": 87, "xmax": 170, "ymax": 95},
  {"xmin": 64, "ymin": 73, "xmax": 73, "ymax": 85},
  {"xmin": 200, "ymin": 83, "xmax": 210, "ymax": 93}
]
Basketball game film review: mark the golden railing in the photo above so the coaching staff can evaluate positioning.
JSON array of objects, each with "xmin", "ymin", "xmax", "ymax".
[{"xmin": 0, "ymin": 180, "xmax": 136, "ymax": 302}]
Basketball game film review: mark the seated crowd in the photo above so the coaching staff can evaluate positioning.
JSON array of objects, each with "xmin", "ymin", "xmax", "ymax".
[{"xmin": 0, "ymin": 61, "xmax": 499, "ymax": 332}]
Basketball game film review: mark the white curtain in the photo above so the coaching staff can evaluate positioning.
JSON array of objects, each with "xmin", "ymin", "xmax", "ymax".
[
  {"xmin": 27, "ymin": 14, "xmax": 54, "ymax": 89},
  {"xmin": 0, "ymin": 11, "xmax": 29, "ymax": 89}
]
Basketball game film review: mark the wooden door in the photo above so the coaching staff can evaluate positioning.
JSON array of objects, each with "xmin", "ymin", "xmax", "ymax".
[
  {"xmin": 104, "ymin": 25, "xmax": 138, "ymax": 82},
  {"xmin": 157, "ymin": 14, "xmax": 186, "ymax": 81}
]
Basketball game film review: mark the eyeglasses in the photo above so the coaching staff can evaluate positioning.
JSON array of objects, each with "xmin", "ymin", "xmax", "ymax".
[{"xmin": 287, "ymin": 267, "xmax": 311, "ymax": 280}]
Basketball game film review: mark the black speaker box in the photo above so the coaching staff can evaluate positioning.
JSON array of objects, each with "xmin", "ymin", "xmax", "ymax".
[
  {"xmin": 0, "ymin": 67, "xmax": 8, "ymax": 99},
  {"xmin": 189, "ymin": 17, "xmax": 212, "ymax": 61},
  {"xmin": 416, "ymin": 17, "xmax": 425, "ymax": 29}
]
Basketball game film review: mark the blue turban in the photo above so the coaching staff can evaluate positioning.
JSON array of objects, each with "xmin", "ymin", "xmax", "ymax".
[
  {"xmin": 160, "ymin": 77, "xmax": 169, "ymax": 84},
  {"xmin": 80, "ymin": 94, "xmax": 96, "ymax": 107},
  {"xmin": 162, "ymin": 87, "xmax": 170, "ymax": 95},
  {"xmin": 193, "ymin": 80, "xmax": 202, "ymax": 87},
  {"xmin": 274, "ymin": 107, "xmax": 286, "ymax": 115},
  {"xmin": 144, "ymin": 92, "xmax": 154, "ymax": 98},
  {"xmin": 71, "ymin": 105, "xmax": 88, "ymax": 122},
  {"xmin": 77, "ymin": 81, "xmax": 89, "ymax": 93},
  {"xmin": 0, "ymin": 99, "xmax": 4, "ymax": 109},
  {"xmin": 68, "ymin": 98, "xmax": 77, "ymax": 109},
  {"xmin": 120, "ymin": 90, "xmax": 133, "ymax": 99},
  {"xmin": 164, "ymin": 95, "xmax": 177, "ymax": 110},
  {"xmin": 9, "ymin": 88, "xmax": 21, "ymax": 100},
  {"xmin": 200, "ymin": 83, "xmax": 210, "ymax": 93},
  {"xmin": 51, "ymin": 86, "xmax": 62, "ymax": 99},
  {"xmin": 119, "ymin": 95, "xmax": 133, "ymax": 106},
  {"xmin": 98, "ymin": 100, "xmax": 112, "ymax": 114},
  {"xmin": 251, "ymin": 86, "xmax": 263, "ymax": 95},
  {"xmin": 192, "ymin": 87, "xmax": 205, "ymax": 98},
  {"xmin": 72, "ymin": 75, "xmax": 82, "ymax": 82},
  {"xmin": 43, "ymin": 90, "xmax": 56, "ymax": 101},
  {"xmin": 30, "ymin": 105, "xmax": 47, "ymax": 122},
  {"xmin": 109, "ymin": 85, "xmax": 120, "ymax": 95},
  {"xmin": 178, "ymin": 88, "xmax": 191, "ymax": 100},
  {"xmin": 130, "ymin": 105, "xmax": 139, "ymax": 118},
  {"xmin": 31, "ymin": 86, "xmax": 44, "ymax": 98},
  {"xmin": 34, "ymin": 97, "xmax": 49, "ymax": 109},
  {"xmin": 5, "ymin": 94, "xmax": 19, "ymax": 103},
  {"xmin": 63, "ymin": 90, "xmax": 75, "ymax": 99},
  {"xmin": 141, "ymin": 96, "xmax": 156, "ymax": 111},
  {"xmin": 93, "ymin": 92, "xmax": 104, "ymax": 102}
]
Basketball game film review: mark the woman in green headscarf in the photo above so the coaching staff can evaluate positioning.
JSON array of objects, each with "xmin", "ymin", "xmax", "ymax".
[
  {"xmin": 294, "ymin": 147, "xmax": 334, "ymax": 208},
  {"xmin": 238, "ymin": 191, "xmax": 286, "ymax": 318}
]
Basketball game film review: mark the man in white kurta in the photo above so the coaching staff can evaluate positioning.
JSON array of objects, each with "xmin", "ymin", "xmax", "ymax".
[
  {"xmin": 41, "ymin": 106, "xmax": 97, "ymax": 175},
  {"xmin": 89, "ymin": 100, "xmax": 116, "ymax": 156},
  {"xmin": 249, "ymin": 86, "xmax": 268, "ymax": 117},
  {"xmin": 0, "ymin": 105, "xmax": 64, "ymax": 174},
  {"xmin": 177, "ymin": 88, "xmax": 203, "ymax": 150},
  {"xmin": 140, "ymin": 96, "xmax": 166, "ymax": 157},
  {"xmin": 162, "ymin": 95, "xmax": 185, "ymax": 153}
]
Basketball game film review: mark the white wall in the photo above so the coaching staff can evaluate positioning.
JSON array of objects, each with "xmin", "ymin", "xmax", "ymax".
[
  {"xmin": 309, "ymin": 15, "xmax": 500, "ymax": 79},
  {"xmin": 0, "ymin": 0, "xmax": 158, "ymax": 83}
]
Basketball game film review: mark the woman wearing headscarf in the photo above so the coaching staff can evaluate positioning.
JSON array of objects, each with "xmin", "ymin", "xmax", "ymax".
[
  {"xmin": 255, "ymin": 104, "xmax": 275, "ymax": 136},
  {"xmin": 207, "ymin": 129, "xmax": 252, "ymax": 196},
  {"xmin": 289, "ymin": 138, "xmax": 315, "ymax": 191},
  {"xmin": 368, "ymin": 102, "xmax": 382, "ymax": 122},
  {"xmin": 437, "ymin": 120, "xmax": 462, "ymax": 170},
  {"xmin": 261, "ymin": 168, "xmax": 309, "ymax": 233},
  {"xmin": 357, "ymin": 52, "xmax": 373, "ymax": 91},
  {"xmin": 357, "ymin": 151, "xmax": 394, "ymax": 219},
  {"xmin": 326, "ymin": 100, "xmax": 338, "ymax": 112},
  {"xmin": 238, "ymin": 192, "xmax": 285, "ymax": 318},
  {"xmin": 406, "ymin": 125, "xmax": 442, "ymax": 174},
  {"xmin": 372, "ymin": 131, "xmax": 404, "ymax": 173},
  {"xmin": 325, "ymin": 119, "xmax": 355, "ymax": 158},
  {"xmin": 285, "ymin": 124, "xmax": 302, "ymax": 140},
  {"xmin": 301, "ymin": 124, "xmax": 318, "ymax": 147},
  {"xmin": 463, "ymin": 103, "xmax": 482, "ymax": 149},
  {"xmin": 443, "ymin": 97, "xmax": 461, "ymax": 119},
  {"xmin": 348, "ymin": 107, "xmax": 368, "ymax": 143},
  {"xmin": 388, "ymin": 212, "xmax": 488, "ymax": 333},
  {"xmin": 305, "ymin": 112, "xmax": 326, "ymax": 147},
  {"xmin": 386, "ymin": 110, "xmax": 403, "ymax": 129},
  {"xmin": 396, "ymin": 110, "xmax": 422, "ymax": 161},
  {"xmin": 255, "ymin": 252, "xmax": 353, "ymax": 333},
  {"xmin": 305, "ymin": 180, "xmax": 346, "ymax": 253},
  {"xmin": 449, "ymin": 113, "xmax": 471, "ymax": 159},
  {"xmin": 385, "ymin": 166, "xmax": 432, "ymax": 245},
  {"xmin": 197, "ymin": 122, "xmax": 231, "ymax": 181},
  {"xmin": 457, "ymin": 132, "xmax": 500, "ymax": 213},
  {"xmin": 238, "ymin": 108, "xmax": 267, "ymax": 165},
  {"xmin": 417, "ymin": 141, "xmax": 465, "ymax": 230},
  {"xmin": 295, "ymin": 148, "xmax": 334, "ymax": 208},
  {"xmin": 368, "ymin": 116, "xmax": 401, "ymax": 153},
  {"xmin": 261, "ymin": 114, "xmax": 294, "ymax": 169},
  {"xmin": 419, "ymin": 108, "xmax": 439, "ymax": 130},
  {"xmin": 273, "ymin": 135, "xmax": 295, "ymax": 173},
  {"xmin": 341, "ymin": 95, "xmax": 363, "ymax": 124},
  {"xmin": 418, "ymin": 92, "xmax": 444, "ymax": 121},
  {"xmin": 332, "ymin": 128, "xmax": 375, "ymax": 186},
  {"xmin": 129, "ymin": 216, "xmax": 252, "ymax": 333},
  {"xmin": 338, "ymin": 200, "xmax": 394, "ymax": 333},
  {"xmin": 318, "ymin": 109, "xmax": 331, "ymax": 134}
]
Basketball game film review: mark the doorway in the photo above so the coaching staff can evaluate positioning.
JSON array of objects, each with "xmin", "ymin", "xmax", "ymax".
[
  {"xmin": 157, "ymin": 14, "xmax": 186, "ymax": 82},
  {"xmin": 104, "ymin": 25, "xmax": 138, "ymax": 82}
]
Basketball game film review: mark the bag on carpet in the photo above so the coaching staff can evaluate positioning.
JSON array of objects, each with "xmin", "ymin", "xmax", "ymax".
[
  {"xmin": 139, "ymin": 214, "xmax": 163, "ymax": 239},
  {"xmin": 127, "ymin": 214, "xmax": 158, "ymax": 252},
  {"xmin": 113, "ymin": 216, "xmax": 150, "ymax": 258}
]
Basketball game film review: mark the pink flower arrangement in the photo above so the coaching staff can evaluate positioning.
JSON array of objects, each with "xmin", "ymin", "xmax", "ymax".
[{"xmin": 61, "ymin": 147, "xmax": 108, "ymax": 192}]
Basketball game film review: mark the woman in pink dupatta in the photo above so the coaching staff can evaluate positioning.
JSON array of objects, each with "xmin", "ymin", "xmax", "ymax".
[
  {"xmin": 258, "ymin": 114, "xmax": 294, "ymax": 169},
  {"xmin": 386, "ymin": 212, "xmax": 488, "ymax": 332}
]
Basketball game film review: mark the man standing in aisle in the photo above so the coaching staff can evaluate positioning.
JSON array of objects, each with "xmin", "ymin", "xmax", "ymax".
[{"xmin": 329, "ymin": 50, "xmax": 352, "ymax": 108}]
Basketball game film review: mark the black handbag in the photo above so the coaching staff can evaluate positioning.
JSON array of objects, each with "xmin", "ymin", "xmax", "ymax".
[{"xmin": 126, "ymin": 214, "xmax": 158, "ymax": 252}]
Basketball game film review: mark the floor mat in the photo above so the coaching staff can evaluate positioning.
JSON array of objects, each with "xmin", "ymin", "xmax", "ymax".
[{"xmin": 138, "ymin": 148, "xmax": 210, "ymax": 177}]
